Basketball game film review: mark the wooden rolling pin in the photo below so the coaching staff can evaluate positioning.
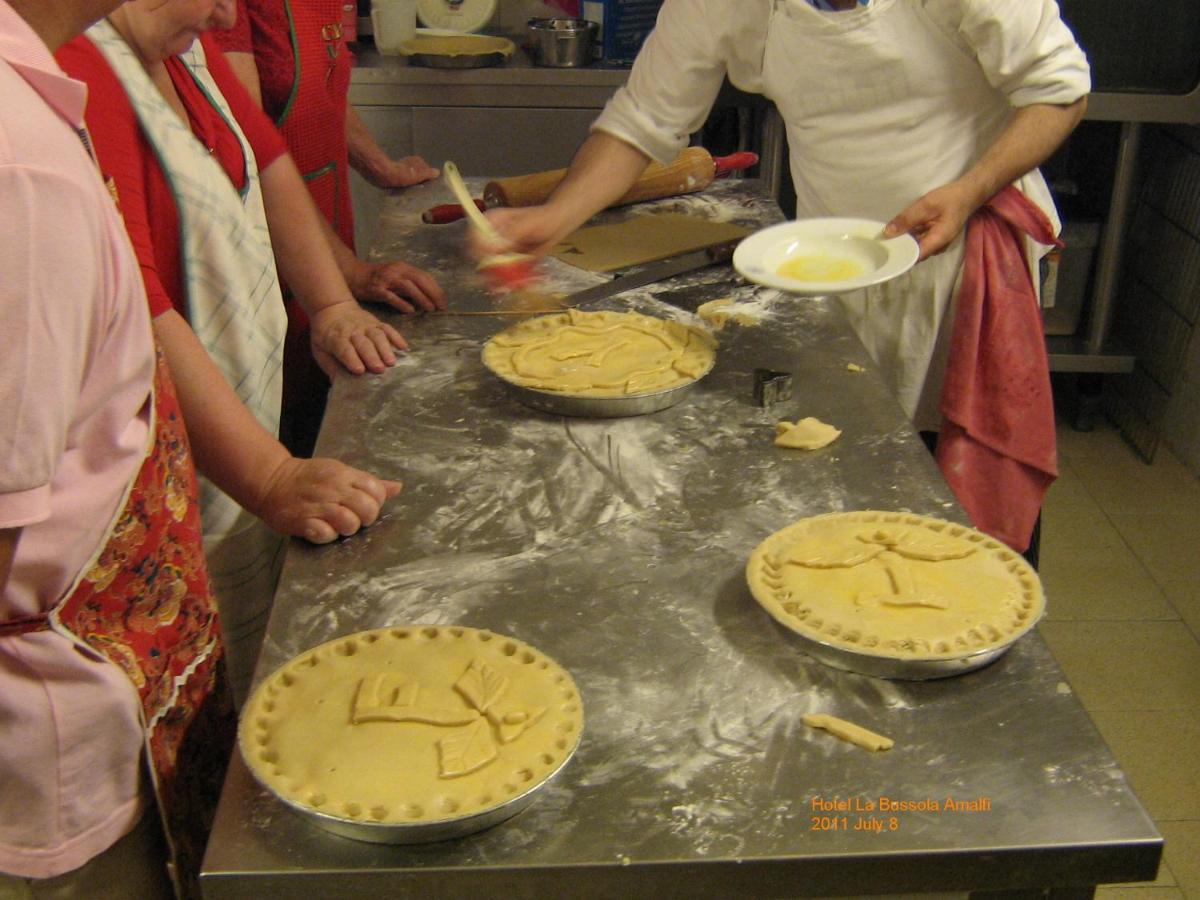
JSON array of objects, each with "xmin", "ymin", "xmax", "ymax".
[{"xmin": 482, "ymin": 147, "xmax": 758, "ymax": 209}]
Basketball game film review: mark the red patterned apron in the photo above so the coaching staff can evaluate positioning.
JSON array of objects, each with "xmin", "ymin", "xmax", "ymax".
[
  {"xmin": 51, "ymin": 347, "xmax": 232, "ymax": 899},
  {"xmin": 253, "ymin": 0, "xmax": 355, "ymax": 449}
]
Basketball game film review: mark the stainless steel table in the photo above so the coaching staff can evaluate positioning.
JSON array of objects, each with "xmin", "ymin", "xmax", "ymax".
[{"xmin": 200, "ymin": 180, "xmax": 1162, "ymax": 899}]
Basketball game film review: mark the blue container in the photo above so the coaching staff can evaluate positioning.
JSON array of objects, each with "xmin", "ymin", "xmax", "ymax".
[{"xmin": 582, "ymin": 0, "xmax": 664, "ymax": 64}]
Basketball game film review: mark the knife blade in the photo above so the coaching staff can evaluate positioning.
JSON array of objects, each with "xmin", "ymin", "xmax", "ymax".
[{"xmin": 563, "ymin": 238, "xmax": 742, "ymax": 307}]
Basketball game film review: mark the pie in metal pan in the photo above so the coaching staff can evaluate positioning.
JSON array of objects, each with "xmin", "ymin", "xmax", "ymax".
[
  {"xmin": 746, "ymin": 511, "xmax": 1046, "ymax": 679},
  {"xmin": 239, "ymin": 625, "xmax": 584, "ymax": 843},
  {"xmin": 481, "ymin": 308, "xmax": 717, "ymax": 417}
]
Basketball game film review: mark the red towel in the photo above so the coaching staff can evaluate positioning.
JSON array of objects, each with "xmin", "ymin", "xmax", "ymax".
[{"xmin": 936, "ymin": 185, "xmax": 1061, "ymax": 552}]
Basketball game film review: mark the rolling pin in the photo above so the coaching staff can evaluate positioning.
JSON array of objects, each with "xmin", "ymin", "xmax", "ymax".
[{"xmin": 482, "ymin": 147, "xmax": 758, "ymax": 209}]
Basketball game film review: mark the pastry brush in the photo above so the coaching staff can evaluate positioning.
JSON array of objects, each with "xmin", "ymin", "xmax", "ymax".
[{"xmin": 443, "ymin": 161, "xmax": 541, "ymax": 291}]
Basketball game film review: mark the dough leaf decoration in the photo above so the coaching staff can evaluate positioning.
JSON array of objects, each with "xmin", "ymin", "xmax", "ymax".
[
  {"xmin": 859, "ymin": 528, "xmax": 976, "ymax": 562},
  {"xmin": 488, "ymin": 705, "xmax": 548, "ymax": 744},
  {"xmin": 454, "ymin": 659, "xmax": 509, "ymax": 714},
  {"xmin": 438, "ymin": 718, "xmax": 498, "ymax": 778},
  {"xmin": 787, "ymin": 541, "xmax": 886, "ymax": 568}
]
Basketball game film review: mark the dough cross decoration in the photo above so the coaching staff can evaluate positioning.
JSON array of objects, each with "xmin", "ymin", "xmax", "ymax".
[{"xmin": 351, "ymin": 659, "xmax": 546, "ymax": 778}]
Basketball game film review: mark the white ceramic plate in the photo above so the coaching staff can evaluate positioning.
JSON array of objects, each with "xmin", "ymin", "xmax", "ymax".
[{"xmin": 733, "ymin": 218, "xmax": 920, "ymax": 295}]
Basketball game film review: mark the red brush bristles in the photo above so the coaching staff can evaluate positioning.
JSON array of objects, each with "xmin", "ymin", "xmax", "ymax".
[{"xmin": 479, "ymin": 254, "xmax": 542, "ymax": 292}]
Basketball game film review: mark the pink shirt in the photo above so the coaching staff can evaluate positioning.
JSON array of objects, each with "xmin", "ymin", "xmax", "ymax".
[{"xmin": 0, "ymin": 3, "xmax": 156, "ymax": 879}]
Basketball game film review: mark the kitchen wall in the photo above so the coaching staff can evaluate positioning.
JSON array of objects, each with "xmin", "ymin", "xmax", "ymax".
[
  {"xmin": 494, "ymin": 1, "xmax": 577, "ymax": 33},
  {"xmin": 1106, "ymin": 123, "xmax": 1200, "ymax": 477}
]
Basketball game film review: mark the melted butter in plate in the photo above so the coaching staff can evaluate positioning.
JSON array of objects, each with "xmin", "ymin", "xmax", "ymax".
[{"xmin": 777, "ymin": 254, "xmax": 867, "ymax": 283}]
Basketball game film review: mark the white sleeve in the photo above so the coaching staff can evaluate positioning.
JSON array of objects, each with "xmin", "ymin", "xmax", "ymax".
[
  {"xmin": 590, "ymin": 0, "xmax": 730, "ymax": 164},
  {"xmin": 925, "ymin": 0, "xmax": 1091, "ymax": 107}
]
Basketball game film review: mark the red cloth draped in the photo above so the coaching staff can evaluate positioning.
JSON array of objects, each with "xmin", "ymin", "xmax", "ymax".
[{"xmin": 936, "ymin": 185, "xmax": 1061, "ymax": 552}]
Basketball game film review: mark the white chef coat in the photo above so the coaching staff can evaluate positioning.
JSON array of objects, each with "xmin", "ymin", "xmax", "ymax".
[{"xmin": 593, "ymin": 0, "xmax": 1091, "ymax": 429}]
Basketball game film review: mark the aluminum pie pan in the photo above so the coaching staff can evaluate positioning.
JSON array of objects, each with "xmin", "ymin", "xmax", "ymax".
[
  {"xmin": 238, "ymin": 625, "xmax": 583, "ymax": 844},
  {"xmin": 485, "ymin": 357, "xmax": 714, "ymax": 418},
  {"xmin": 746, "ymin": 510, "xmax": 1046, "ymax": 680},
  {"xmin": 253, "ymin": 750, "xmax": 573, "ymax": 844},
  {"xmin": 765, "ymin": 619, "xmax": 1039, "ymax": 681}
]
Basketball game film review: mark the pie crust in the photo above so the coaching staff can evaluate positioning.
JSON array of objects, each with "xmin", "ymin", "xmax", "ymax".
[
  {"xmin": 239, "ymin": 626, "xmax": 583, "ymax": 827},
  {"xmin": 746, "ymin": 511, "xmax": 1045, "ymax": 661},
  {"xmin": 482, "ymin": 309, "xmax": 716, "ymax": 397}
]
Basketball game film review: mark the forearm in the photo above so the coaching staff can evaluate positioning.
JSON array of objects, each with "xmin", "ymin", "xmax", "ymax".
[
  {"xmin": 346, "ymin": 105, "xmax": 390, "ymax": 183},
  {"xmin": 259, "ymin": 154, "xmax": 358, "ymax": 317},
  {"xmin": 542, "ymin": 132, "xmax": 654, "ymax": 240},
  {"xmin": 153, "ymin": 309, "xmax": 289, "ymax": 522},
  {"xmin": 0, "ymin": 527, "xmax": 19, "ymax": 597},
  {"xmin": 956, "ymin": 98, "xmax": 1088, "ymax": 208}
]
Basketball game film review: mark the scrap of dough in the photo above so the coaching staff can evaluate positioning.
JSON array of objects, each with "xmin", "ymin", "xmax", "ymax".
[
  {"xmin": 774, "ymin": 417, "xmax": 841, "ymax": 450},
  {"xmin": 697, "ymin": 298, "xmax": 761, "ymax": 331},
  {"xmin": 697, "ymin": 298, "xmax": 733, "ymax": 329},
  {"xmin": 802, "ymin": 713, "xmax": 894, "ymax": 752},
  {"xmin": 551, "ymin": 213, "xmax": 750, "ymax": 273}
]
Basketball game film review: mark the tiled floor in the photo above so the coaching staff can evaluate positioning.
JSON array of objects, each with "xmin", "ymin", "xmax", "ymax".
[{"xmin": 1040, "ymin": 412, "xmax": 1200, "ymax": 899}]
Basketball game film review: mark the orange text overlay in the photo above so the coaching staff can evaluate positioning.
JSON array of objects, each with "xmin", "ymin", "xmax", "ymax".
[{"xmin": 807, "ymin": 796, "xmax": 992, "ymax": 833}]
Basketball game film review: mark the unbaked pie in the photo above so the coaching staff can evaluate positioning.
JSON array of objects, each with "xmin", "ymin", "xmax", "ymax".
[
  {"xmin": 747, "ymin": 511, "xmax": 1044, "ymax": 661},
  {"xmin": 239, "ymin": 626, "xmax": 583, "ymax": 829},
  {"xmin": 482, "ymin": 308, "xmax": 716, "ymax": 396}
]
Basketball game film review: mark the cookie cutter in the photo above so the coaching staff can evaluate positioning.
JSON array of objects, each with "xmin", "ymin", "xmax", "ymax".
[{"xmin": 753, "ymin": 368, "xmax": 793, "ymax": 407}]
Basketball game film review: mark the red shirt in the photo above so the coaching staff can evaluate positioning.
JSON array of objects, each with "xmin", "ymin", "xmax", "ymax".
[{"xmin": 56, "ymin": 32, "xmax": 287, "ymax": 318}]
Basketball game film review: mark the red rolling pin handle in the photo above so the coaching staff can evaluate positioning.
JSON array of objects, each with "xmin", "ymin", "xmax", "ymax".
[
  {"xmin": 712, "ymin": 151, "xmax": 759, "ymax": 177},
  {"xmin": 422, "ymin": 198, "xmax": 486, "ymax": 224}
]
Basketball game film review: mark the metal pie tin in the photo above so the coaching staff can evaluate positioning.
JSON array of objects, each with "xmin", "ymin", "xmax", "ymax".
[
  {"xmin": 481, "ymin": 311, "xmax": 716, "ymax": 417},
  {"xmin": 746, "ymin": 511, "xmax": 1046, "ymax": 680},
  {"xmin": 239, "ymin": 626, "xmax": 583, "ymax": 843},
  {"xmin": 486, "ymin": 360, "xmax": 713, "ymax": 417}
]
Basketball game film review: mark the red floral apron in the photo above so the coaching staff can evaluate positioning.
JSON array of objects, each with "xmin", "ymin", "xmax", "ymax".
[{"xmin": 52, "ymin": 347, "xmax": 232, "ymax": 899}]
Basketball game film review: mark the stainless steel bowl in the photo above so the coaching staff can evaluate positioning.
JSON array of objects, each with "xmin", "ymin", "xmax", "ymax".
[{"xmin": 526, "ymin": 17, "xmax": 597, "ymax": 67}]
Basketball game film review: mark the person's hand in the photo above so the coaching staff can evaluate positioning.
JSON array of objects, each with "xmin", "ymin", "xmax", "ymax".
[
  {"xmin": 468, "ymin": 205, "xmax": 573, "ymax": 262},
  {"xmin": 363, "ymin": 155, "xmax": 440, "ymax": 190},
  {"xmin": 883, "ymin": 180, "xmax": 980, "ymax": 261},
  {"xmin": 309, "ymin": 301, "xmax": 408, "ymax": 377},
  {"xmin": 255, "ymin": 456, "xmax": 402, "ymax": 544},
  {"xmin": 347, "ymin": 260, "xmax": 447, "ymax": 314}
]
